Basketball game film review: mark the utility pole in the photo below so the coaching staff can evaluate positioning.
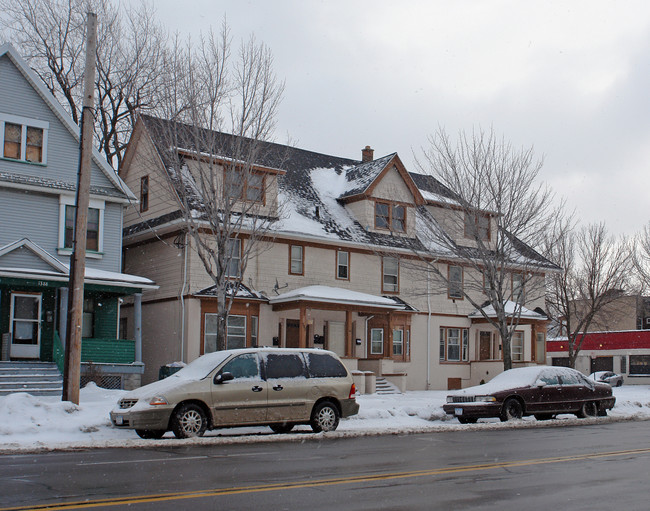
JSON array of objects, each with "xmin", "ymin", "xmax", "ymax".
[{"xmin": 63, "ymin": 12, "xmax": 97, "ymax": 404}]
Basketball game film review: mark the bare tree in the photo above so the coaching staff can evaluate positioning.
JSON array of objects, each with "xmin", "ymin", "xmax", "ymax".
[
  {"xmin": 137, "ymin": 30, "xmax": 285, "ymax": 351},
  {"xmin": 0, "ymin": 0, "xmax": 168, "ymax": 168},
  {"xmin": 633, "ymin": 222, "xmax": 650, "ymax": 294},
  {"xmin": 544, "ymin": 222, "xmax": 633, "ymax": 368},
  {"xmin": 414, "ymin": 127, "xmax": 559, "ymax": 371}
]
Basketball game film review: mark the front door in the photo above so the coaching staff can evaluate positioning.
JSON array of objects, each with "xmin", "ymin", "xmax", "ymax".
[
  {"xmin": 327, "ymin": 321, "xmax": 345, "ymax": 357},
  {"xmin": 286, "ymin": 319, "xmax": 300, "ymax": 348},
  {"xmin": 10, "ymin": 293, "xmax": 42, "ymax": 359}
]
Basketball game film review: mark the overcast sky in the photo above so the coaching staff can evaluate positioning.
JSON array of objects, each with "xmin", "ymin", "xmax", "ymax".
[{"xmin": 150, "ymin": 1, "xmax": 650, "ymax": 235}]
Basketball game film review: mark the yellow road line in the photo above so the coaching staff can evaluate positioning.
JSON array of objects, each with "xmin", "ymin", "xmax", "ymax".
[{"xmin": 4, "ymin": 446, "xmax": 650, "ymax": 510}]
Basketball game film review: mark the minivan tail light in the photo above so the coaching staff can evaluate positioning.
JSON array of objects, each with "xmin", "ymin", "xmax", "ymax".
[{"xmin": 349, "ymin": 383, "xmax": 356, "ymax": 399}]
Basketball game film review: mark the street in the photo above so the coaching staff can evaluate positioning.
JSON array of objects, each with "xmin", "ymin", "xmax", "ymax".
[{"xmin": 2, "ymin": 419, "xmax": 650, "ymax": 510}]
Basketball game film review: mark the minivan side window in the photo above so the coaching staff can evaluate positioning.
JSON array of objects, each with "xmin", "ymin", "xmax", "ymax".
[
  {"xmin": 265, "ymin": 353, "xmax": 306, "ymax": 379},
  {"xmin": 220, "ymin": 354, "xmax": 260, "ymax": 380},
  {"xmin": 305, "ymin": 352, "xmax": 347, "ymax": 378}
]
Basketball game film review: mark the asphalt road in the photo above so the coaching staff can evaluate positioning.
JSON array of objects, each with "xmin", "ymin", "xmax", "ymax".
[{"xmin": 2, "ymin": 420, "xmax": 650, "ymax": 510}]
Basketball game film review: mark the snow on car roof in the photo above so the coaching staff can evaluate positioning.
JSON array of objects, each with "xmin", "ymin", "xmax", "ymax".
[{"xmin": 449, "ymin": 366, "xmax": 585, "ymax": 396}]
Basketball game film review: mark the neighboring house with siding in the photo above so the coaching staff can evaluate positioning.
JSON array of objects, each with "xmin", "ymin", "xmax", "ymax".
[
  {"xmin": 119, "ymin": 115, "xmax": 555, "ymax": 390},
  {"xmin": 0, "ymin": 43, "xmax": 155, "ymax": 389}
]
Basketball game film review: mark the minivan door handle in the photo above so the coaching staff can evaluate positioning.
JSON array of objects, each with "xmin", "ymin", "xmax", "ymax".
[
  {"xmin": 251, "ymin": 386, "xmax": 264, "ymax": 392},
  {"xmin": 273, "ymin": 384, "xmax": 284, "ymax": 391}
]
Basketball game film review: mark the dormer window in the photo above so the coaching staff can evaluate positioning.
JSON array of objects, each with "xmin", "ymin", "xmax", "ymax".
[
  {"xmin": 375, "ymin": 201, "xmax": 406, "ymax": 233},
  {"xmin": 225, "ymin": 167, "xmax": 264, "ymax": 203},
  {"xmin": 464, "ymin": 212, "xmax": 490, "ymax": 241}
]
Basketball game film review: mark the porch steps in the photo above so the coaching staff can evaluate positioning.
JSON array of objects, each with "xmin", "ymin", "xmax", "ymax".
[
  {"xmin": 375, "ymin": 377, "xmax": 401, "ymax": 395},
  {"xmin": 0, "ymin": 362, "xmax": 63, "ymax": 397}
]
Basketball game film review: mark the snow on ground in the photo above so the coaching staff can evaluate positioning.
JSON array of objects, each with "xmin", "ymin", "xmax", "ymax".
[{"xmin": 1, "ymin": 384, "xmax": 650, "ymax": 453}]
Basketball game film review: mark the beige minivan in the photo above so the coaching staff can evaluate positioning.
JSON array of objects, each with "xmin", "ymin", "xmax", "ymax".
[{"xmin": 110, "ymin": 348, "xmax": 359, "ymax": 439}]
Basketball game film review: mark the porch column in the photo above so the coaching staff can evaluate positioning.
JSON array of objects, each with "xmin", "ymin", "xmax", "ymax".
[
  {"xmin": 345, "ymin": 310, "xmax": 353, "ymax": 357},
  {"xmin": 134, "ymin": 293, "xmax": 142, "ymax": 363},
  {"xmin": 299, "ymin": 304, "xmax": 307, "ymax": 348},
  {"xmin": 59, "ymin": 287, "xmax": 69, "ymax": 347}
]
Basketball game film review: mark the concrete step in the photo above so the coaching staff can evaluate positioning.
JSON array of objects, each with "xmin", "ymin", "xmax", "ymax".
[
  {"xmin": 0, "ymin": 362, "xmax": 62, "ymax": 397},
  {"xmin": 375, "ymin": 377, "xmax": 401, "ymax": 394}
]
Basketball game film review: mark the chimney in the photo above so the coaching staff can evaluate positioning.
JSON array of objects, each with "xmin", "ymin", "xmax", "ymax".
[{"xmin": 361, "ymin": 145, "xmax": 374, "ymax": 162}]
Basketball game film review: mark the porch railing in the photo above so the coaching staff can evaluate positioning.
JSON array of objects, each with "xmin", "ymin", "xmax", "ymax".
[{"xmin": 52, "ymin": 333, "xmax": 136, "ymax": 366}]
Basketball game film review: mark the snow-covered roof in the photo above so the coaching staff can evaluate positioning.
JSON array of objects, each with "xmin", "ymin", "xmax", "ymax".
[
  {"xmin": 194, "ymin": 282, "xmax": 268, "ymax": 301},
  {"xmin": 468, "ymin": 300, "xmax": 547, "ymax": 320},
  {"xmin": 269, "ymin": 285, "xmax": 404, "ymax": 310},
  {"xmin": 0, "ymin": 238, "xmax": 156, "ymax": 290},
  {"xmin": 133, "ymin": 115, "xmax": 557, "ymax": 269}
]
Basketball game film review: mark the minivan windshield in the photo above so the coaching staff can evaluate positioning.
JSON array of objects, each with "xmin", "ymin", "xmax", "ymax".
[{"xmin": 171, "ymin": 351, "xmax": 233, "ymax": 381}]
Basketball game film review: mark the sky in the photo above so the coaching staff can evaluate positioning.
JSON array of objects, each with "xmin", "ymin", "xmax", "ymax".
[{"xmin": 94, "ymin": 1, "xmax": 650, "ymax": 236}]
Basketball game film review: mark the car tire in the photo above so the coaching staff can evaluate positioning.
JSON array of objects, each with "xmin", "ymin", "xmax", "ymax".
[
  {"xmin": 577, "ymin": 401, "xmax": 598, "ymax": 419},
  {"xmin": 500, "ymin": 398, "xmax": 524, "ymax": 421},
  {"xmin": 534, "ymin": 414, "xmax": 554, "ymax": 421},
  {"xmin": 457, "ymin": 417, "xmax": 478, "ymax": 424},
  {"xmin": 171, "ymin": 403, "xmax": 208, "ymax": 438},
  {"xmin": 616, "ymin": 380, "xmax": 623, "ymax": 387},
  {"xmin": 269, "ymin": 423, "xmax": 295, "ymax": 434},
  {"xmin": 310, "ymin": 401, "xmax": 340, "ymax": 433},
  {"xmin": 135, "ymin": 429, "xmax": 166, "ymax": 439}
]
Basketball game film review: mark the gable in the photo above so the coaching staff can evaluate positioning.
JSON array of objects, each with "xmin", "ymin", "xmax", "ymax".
[
  {"xmin": 372, "ymin": 165, "xmax": 417, "ymax": 203},
  {"xmin": 0, "ymin": 44, "xmax": 135, "ymax": 201},
  {"xmin": 0, "ymin": 245, "xmax": 61, "ymax": 273}
]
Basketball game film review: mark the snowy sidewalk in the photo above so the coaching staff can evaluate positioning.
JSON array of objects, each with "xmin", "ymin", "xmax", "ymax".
[{"xmin": 1, "ymin": 384, "xmax": 650, "ymax": 453}]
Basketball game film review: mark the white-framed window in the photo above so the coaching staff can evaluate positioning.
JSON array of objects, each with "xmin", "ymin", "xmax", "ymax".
[
  {"xmin": 448, "ymin": 265, "xmax": 463, "ymax": 299},
  {"xmin": 290, "ymin": 245, "xmax": 303, "ymax": 275},
  {"xmin": 227, "ymin": 315, "xmax": 246, "ymax": 349},
  {"xmin": 58, "ymin": 195, "xmax": 105, "ymax": 258},
  {"xmin": 512, "ymin": 331, "xmax": 524, "ymax": 362},
  {"xmin": 0, "ymin": 113, "xmax": 49, "ymax": 164},
  {"xmin": 336, "ymin": 250, "xmax": 349, "ymax": 280},
  {"xmin": 393, "ymin": 328, "xmax": 403, "ymax": 356},
  {"xmin": 439, "ymin": 327, "xmax": 469, "ymax": 362},
  {"xmin": 225, "ymin": 238, "xmax": 242, "ymax": 278},
  {"xmin": 370, "ymin": 328, "xmax": 384, "ymax": 355},
  {"xmin": 382, "ymin": 256, "xmax": 399, "ymax": 293}
]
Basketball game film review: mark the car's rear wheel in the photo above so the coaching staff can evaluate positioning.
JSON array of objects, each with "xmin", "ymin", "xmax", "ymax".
[
  {"xmin": 135, "ymin": 429, "xmax": 166, "ymax": 439},
  {"xmin": 577, "ymin": 401, "xmax": 598, "ymax": 419},
  {"xmin": 310, "ymin": 401, "xmax": 340, "ymax": 432},
  {"xmin": 616, "ymin": 380, "xmax": 623, "ymax": 387},
  {"xmin": 171, "ymin": 403, "xmax": 208, "ymax": 438},
  {"xmin": 500, "ymin": 398, "xmax": 524, "ymax": 421},
  {"xmin": 269, "ymin": 423, "xmax": 295, "ymax": 434},
  {"xmin": 457, "ymin": 417, "xmax": 478, "ymax": 424}
]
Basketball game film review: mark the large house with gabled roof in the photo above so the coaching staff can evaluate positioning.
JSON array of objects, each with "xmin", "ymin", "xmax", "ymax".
[
  {"xmin": 0, "ymin": 43, "xmax": 155, "ymax": 391},
  {"xmin": 119, "ymin": 114, "xmax": 555, "ymax": 390}
]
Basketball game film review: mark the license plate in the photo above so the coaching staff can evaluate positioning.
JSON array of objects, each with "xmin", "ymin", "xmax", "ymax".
[
  {"xmin": 454, "ymin": 408, "xmax": 463, "ymax": 416},
  {"xmin": 115, "ymin": 415, "xmax": 124, "ymax": 425}
]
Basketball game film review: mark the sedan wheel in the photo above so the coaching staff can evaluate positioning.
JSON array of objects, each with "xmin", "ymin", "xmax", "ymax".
[
  {"xmin": 577, "ymin": 401, "xmax": 598, "ymax": 419},
  {"xmin": 172, "ymin": 403, "xmax": 208, "ymax": 438},
  {"xmin": 310, "ymin": 401, "xmax": 340, "ymax": 433},
  {"xmin": 500, "ymin": 398, "xmax": 524, "ymax": 421}
]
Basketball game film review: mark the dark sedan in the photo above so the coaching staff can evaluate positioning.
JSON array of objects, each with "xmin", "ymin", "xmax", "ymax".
[{"xmin": 443, "ymin": 366, "xmax": 615, "ymax": 424}]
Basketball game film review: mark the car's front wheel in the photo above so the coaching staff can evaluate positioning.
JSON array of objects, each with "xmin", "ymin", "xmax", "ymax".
[
  {"xmin": 577, "ymin": 401, "xmax": 598, "ymax": 419},
  {"xmin": 171, "ymin": 403, "xmax": 208, "ymax": 438},
  {"xmin": 310, "ymin": 401, "xmax": 340, "ymax": 432},
  {"xmin": 135, "ymin": 429, "xmax": 166, "ymax": 439},
  {"xmin": 500, "ymin": 398, "xmax": 524, "ymax": 421}
]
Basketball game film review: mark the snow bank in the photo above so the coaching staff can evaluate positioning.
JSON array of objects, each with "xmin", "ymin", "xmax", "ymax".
[{"xmin": 1, "ymin": 384, "xmax": 649, "ymax": 452}]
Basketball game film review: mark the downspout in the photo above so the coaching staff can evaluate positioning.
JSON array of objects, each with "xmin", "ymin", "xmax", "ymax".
[
  {"xmin": 180, "ymin": 233, "xmax": 188, "ymax": 362},
  {"xmin": 427, "ymin": 268, "xmax": 431, "ymax": 390}
]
